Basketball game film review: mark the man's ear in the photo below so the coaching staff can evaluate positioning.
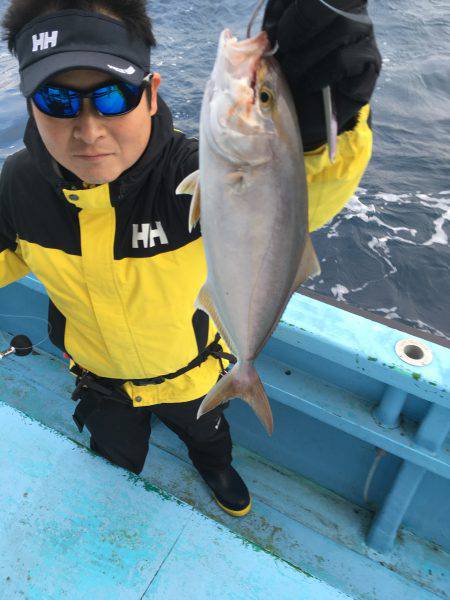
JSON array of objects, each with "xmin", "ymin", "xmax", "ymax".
[{"xmin": 149, "ymin": 72, "xmax": 161, "ymax": 116}]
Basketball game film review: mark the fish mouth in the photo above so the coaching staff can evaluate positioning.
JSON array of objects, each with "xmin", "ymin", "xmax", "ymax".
[
  {"xmin": 208, "ymin": 29, "xmax": 274, "ymax": 165},
  {"xmin": 220, "ymin": 29, "xmax": 270, "ymax": 106},
  {"xmin": 221, "ymin": 29, "xmax": 269, "ymax": 79},
  {"xmin": 221, "ymin": 28, "xmax": 269, "ymax": 51}
]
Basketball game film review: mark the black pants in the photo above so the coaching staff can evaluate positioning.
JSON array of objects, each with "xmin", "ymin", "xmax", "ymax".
[{"xmin": 72, "ymin": 383, "xmax": 232, "ymax": 475}]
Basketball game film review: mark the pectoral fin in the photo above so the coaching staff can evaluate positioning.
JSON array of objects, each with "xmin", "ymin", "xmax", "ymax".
[
  {"xmin": 188, "ymin": 184, "xmax": 201, "ymax": 232},
  {"xmin": 292, "ymin": 235, "xmax": 321, "ymax": 291},
  {"xmin": 176, "ymin": 170, "xmax": 201, "ymax": 232},
  {"xmin": 176, "ymin": 170, "xmax": 199, "ymax": 196}
]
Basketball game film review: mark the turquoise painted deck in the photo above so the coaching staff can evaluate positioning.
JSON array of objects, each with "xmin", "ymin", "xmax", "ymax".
[
  {"xmin": 0, "ymin": 401, "xmax": 348, "ymax": 600},
  {"xmin": 1, "ymin": 343, "xmax": 448, "ymax": 599}
]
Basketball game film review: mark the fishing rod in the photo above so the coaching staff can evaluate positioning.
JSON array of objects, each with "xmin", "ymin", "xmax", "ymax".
[{"xmin": 247, "ymin": 0, "xmax": 266, "ymax": 38}]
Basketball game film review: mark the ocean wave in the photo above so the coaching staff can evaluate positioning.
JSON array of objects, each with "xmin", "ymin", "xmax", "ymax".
[
  {"xmin": 0, "ymin": 51, "xmax": 20, "ymax": 92},
  {"xmin": 307, "ymin": 188, "xmax": 450, "ymax": 342},
  {"xmin": 327, "ymin": 188, "xmax": 449, "ymax": 249}
]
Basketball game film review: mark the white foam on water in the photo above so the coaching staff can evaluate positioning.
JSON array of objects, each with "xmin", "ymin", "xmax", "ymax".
[
  {"xmin": 331, "ymin": 284, "xmax": 350, "ymax": 302},
  {"xmin": 375, "ymin": 192, "xmax": 413, "ymax": 204},
  {"xmin": 367, "ymin": 235, "xmax": 398, "ymax": 276},
  {"xmin": 410, "ymin": 320, "xmax": 449, "ymax": 342},
  {"xmin": 317, "ymin": 189, "xmax": 450, "ymax": 341},
  {"xmin": 424, "ymin": 216, "xmax": 449, "ymax": 246},
  {"xmin": 327, "ymin": 192, "xmax": 416, "ymax": 240},
  {"xmin": 328, "ymin": 190, "xmax": 448, "ymax": 251},
  {"xmin": 372, "ymin": 306, "xmax": 402, "ymax": 320},
  {"xmin": 417, "ymin": 193, "xmax": 450, "ymax": 246},
  {"xmin": 370, "ymin": 309, "xmax": 449, "ymax": 341}
]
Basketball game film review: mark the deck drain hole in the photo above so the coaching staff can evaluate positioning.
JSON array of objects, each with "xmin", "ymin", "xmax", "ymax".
[
  {"xmin": 404, "ymin": 345, "xmax": 424, "ymax": 361},
  {"xmin": 395, "ymin": 339, "xmax": 433, "ymax": 367}
]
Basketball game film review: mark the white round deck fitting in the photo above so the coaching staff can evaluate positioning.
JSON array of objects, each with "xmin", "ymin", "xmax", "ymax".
[{"xmin": 395, "ymin": 338, "xmax": 433, "ymax": 367}]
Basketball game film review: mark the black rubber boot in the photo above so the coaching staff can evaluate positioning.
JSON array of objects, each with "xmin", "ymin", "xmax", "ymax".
[{"xmin": 196, "ymin": 465, "xmax": 252, "ymax": 517}]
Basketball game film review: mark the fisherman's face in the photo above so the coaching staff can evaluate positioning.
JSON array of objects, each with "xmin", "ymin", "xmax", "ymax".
[{"xmin": 31, "ymin": 69, "xmax": 161, "ymax": 184}]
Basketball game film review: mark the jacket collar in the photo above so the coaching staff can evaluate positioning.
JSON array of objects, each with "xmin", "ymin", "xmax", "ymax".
[{"xmin": 23, "ymin": 95, "xmax": 175, "ymax": 206}]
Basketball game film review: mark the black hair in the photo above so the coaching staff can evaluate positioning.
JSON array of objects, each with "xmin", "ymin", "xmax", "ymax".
[{"xmin": 2, "ymin": 0, "xmax": 156, "ymax": 54}]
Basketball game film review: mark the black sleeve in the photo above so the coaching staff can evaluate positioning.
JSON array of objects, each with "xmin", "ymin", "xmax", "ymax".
[
  {"xmin": 0, "ymin": 158, "xmax": 18, "ymax": 252},
  {"xmin": 0, "ymin": 157, "xmax": 30, "ymax": 286},
  {"xmin": 171, "ymin": 132, "xmax": 200, "ymax": 231},
  {"xmin": 263, "ymin": 0, "xmax": 382, "ymax": 149},
  {"xmin": 174, "ymin": 133, "xmax": 199, "ymax": 186}
]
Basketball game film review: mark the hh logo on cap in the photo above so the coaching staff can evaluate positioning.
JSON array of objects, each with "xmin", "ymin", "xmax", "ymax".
[{"xmin": 32, "ymin": 31, "xmax": 59, "ymax": 52}]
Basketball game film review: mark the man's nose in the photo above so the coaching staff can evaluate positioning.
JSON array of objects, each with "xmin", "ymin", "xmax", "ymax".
[{"xmin": 72, "ymin": 99, "xmax": 106, "ymax": 144}]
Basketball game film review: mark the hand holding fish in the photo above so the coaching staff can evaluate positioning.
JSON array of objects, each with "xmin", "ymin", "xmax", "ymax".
[{"xmin": 262, "ymin": 0, "xmax": 382, "ymax": 150}]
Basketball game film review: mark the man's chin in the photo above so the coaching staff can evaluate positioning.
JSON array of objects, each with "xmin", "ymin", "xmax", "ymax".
[
  {"xmin": 70, "ymin": 165, "xmax": 122, "ymax": 186},
  {"xmin": 83, "ymin": 175, "xmax": 116, "ymax": 185}
]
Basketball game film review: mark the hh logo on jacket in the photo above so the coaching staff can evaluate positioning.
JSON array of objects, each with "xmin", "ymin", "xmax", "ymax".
[{"xmin": 132, "ymin": 222, "xmax": 169, "ymax": 249}]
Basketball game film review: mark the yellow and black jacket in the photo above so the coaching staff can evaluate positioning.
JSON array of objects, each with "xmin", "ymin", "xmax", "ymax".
[{"xmin": 0, "ymin": 98, "xmax": 372, "ymax": 407}]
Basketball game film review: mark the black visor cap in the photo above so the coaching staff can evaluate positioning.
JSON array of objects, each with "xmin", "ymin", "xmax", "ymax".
[{"xmin": 15, "ymin": 10, "xmax": 151, "ymax": 96}]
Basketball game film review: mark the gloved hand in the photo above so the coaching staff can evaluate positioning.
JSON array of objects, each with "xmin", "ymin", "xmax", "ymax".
[{"xmin": 263, "ymin": 0, "xmax": 382, "ymax": 150}]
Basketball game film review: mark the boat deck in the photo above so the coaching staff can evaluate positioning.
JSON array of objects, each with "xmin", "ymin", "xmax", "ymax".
[
  {"xmin": 0, "ymin": 401, "xmax": 350, "ymax": 600},
  {"xmin": 0, "ymin": 341, "xmax": 448, "ymax": 599}
]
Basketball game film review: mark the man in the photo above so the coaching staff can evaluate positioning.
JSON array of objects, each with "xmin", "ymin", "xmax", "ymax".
[{"xmin": 0, "ymin": 0, "xmax": 381, "ymax": 516}]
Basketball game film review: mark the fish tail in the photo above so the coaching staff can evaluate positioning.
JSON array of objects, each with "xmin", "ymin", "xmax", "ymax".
[{"xmin": 197, "ymin": 362, "xmax": 273, "ymax": 436}]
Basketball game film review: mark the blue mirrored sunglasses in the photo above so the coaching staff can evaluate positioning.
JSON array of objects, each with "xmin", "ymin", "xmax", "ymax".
[{"xmin": 31, "ymin": 75, "xmax": 153, "ymax": 119}]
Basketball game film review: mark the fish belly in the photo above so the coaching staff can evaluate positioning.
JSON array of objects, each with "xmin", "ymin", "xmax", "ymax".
[{"xmin": 200, "ymin": 153, "xmax": 307, "ymax": 360}]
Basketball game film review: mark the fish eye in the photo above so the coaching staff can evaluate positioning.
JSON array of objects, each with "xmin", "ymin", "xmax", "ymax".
[{"xmin": 259, "ymin": 87, "xmax": 274, "ymax": 109}]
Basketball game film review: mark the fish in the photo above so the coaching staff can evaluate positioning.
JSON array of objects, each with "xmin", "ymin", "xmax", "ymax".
[{"xmin": 176, "ymin": 28, "xmax": 320, "ymax": 435}]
